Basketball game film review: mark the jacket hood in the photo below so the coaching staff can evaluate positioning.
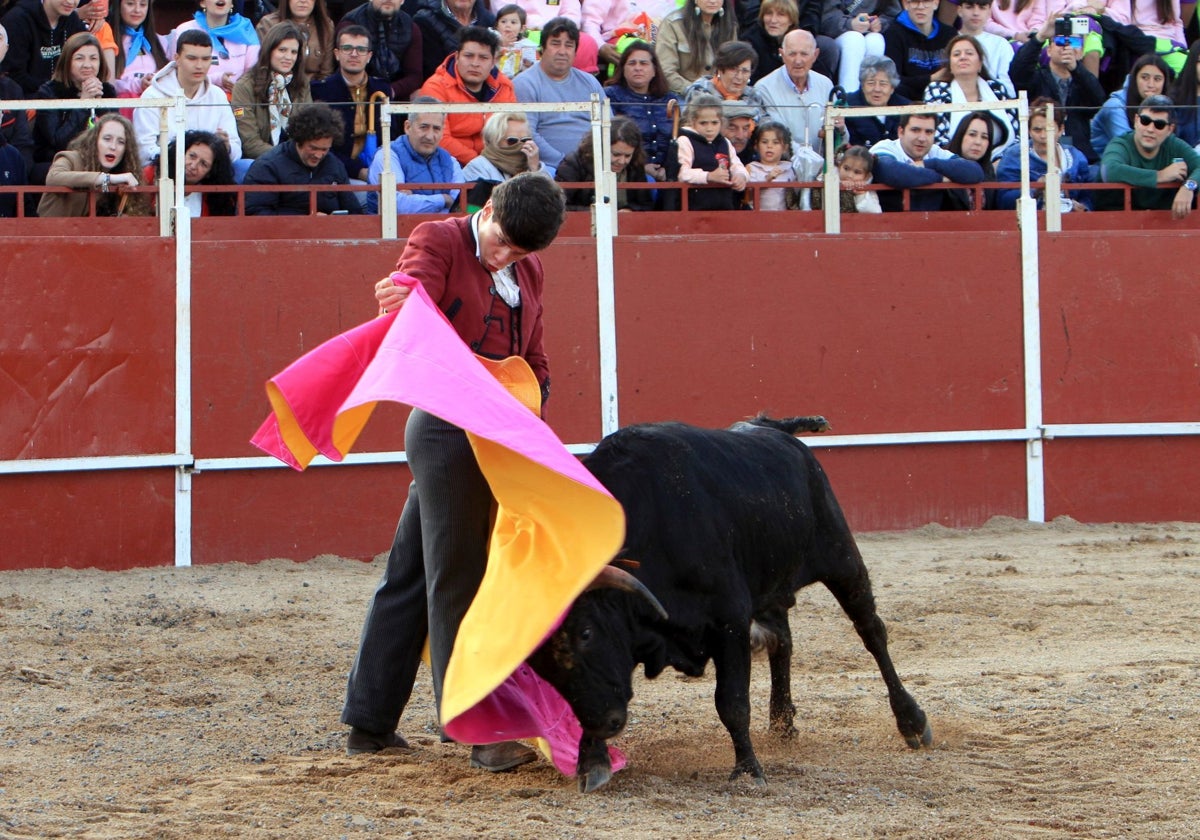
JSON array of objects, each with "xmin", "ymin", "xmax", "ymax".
[
  {"xmin": 895, "ymin": 11, "xmax": 941, "ymax": 39},
  {"xmin": 145, "ymin": 62, "xmax": 211, "ymax": 98}
]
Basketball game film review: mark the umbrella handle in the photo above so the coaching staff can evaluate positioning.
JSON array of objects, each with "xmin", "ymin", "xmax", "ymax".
[
  {"xmin": 666, "ymin": 98, "xmax": 679, "ymax": 139},
  {"xmin": 367, "ymin": 91, "xmax": 390, "ymax": 134}
]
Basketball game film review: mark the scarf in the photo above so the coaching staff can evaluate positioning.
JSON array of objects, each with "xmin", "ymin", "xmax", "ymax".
[
  {"xmin": 193, "ymin": 11, "xmax": 259, "ymax": 58},
  {"xmin": 123, "ymin": 24, "xmax": 153, "ymax": 59},
  {"xmin": 268, "ymin": 73, "xmax": 293, "ymax": 142},
  {"xmin": 480, "ymin": 143, "xmax": 530, "ymax": 178}
]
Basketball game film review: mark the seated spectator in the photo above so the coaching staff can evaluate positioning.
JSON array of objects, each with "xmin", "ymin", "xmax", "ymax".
[
  {"xmin": 492, "ymin": 1, "xmax": 601, "ymax": 72},
  {"xmin": 461, "ymin": 110, "xmax": 549, "ymax": 207},
  {"xmin": 1101, "ymin": 0, "xmax": 1187, "ymax": 78},
  {"xmin": 811, "ymin": 144, "xmax": 883, "ymax": 213},
  {"xmin": 512, "ymin": 16, "xmax": 604, "ymax": 168},
  {"xmin": 1171, "ymin": 40, "xmax": 1200, "ymax": 146},
  {"xmin": 870, "ymin": 111, "xmax": 984, "ymax": 211},
  {"xmin": 984, "ymin": 0, "xmax": 1045, "ymax": 44},
  {"xmin": 0, "ymin": 129, "xmax": 24, "ymax": 216},
  {"xmin": 820, "ymin": 0, "xmax": 896, "ymax": 94},
  {"xmin": 244, "ymin": 102, "xmax": 363, "ymax": 213},
  {"xmin": 684, "ymin": 40, "xmax": 768, "ymax": 124},
  {"xmin": 1, "ymin": 21, "xmax": 35, "ymax": 172},
  {"xmin": 923, "ymin": 34, "xmax": 1018, "ymax": 152},
  {"xmin": 555, "ymin": 114, "xmax": 651, "ymax": 211},
  {"xmin": 310, "ymin": 23, "xmax": 389, "ymax": 184},
  {"xmin": 413, "ymin": 0, "xmax": 493, "ymax": 81},
  {"xmin": 756, "ymin": 29, "xmax": 834, "ymax": 155},
  {"xmin": 33, "ymin": 32, "xmax": 116, "ymax": 183},
  {"xmin": 418, "ymin": 25, "xmax": 515, "ymax": 166},
  {"xmin": 107, "ymin": 0, "xmax": 168, "ymax": 98},
  {"xmin": 134, "ymin": 29, "xmax": 242, "ymax": 165},
  {"xmin": 665, "ymin": 91, "xmax": 748, "ymax": 210},
  {"xmin": 943, "ymin": 111, "xmax": 1000, "ymax": 210},
  {"xmin": 655, "ymin": 0, "xmax": 738, "ymax": 96},
  {"xmin": 604, "ymin": 38, "xmax": 677, "ymax": 181},
  {"xmin": 882, "ymin": 0, "xmax": 952, "ymax": 100},
  {"xmin": 339, "ymin": 0, "xmax": 422, "ymax": 100},
  {"xmin": 742, "ymin": 0, "xmax": 839, "ymax": 86},
  {"xmin": 996, "ymin": 96, "xmax": 1091, "ymax": 211},
  {"xmin": 365, "ymin": 96, "xmax": 464, "ymax": 213},
  {"xmin": 232, "ymin": 22, "xmax": 312, "ymax": 177},
  {"xmin": 77, "ymin": 0, "xmax": 117, "ymax": 79},
  {"xmin": 954, "ymin": 0, "xmax": 1013, "ymax": 96},
  {"xmin": 1099, "ymin": 95, "xmax": 1200, "ymax": 216},
  {"xmin": 844, "ymin": 54, "xmax": 910, "ymax": 149},
  {"xmin": 1091, "ymin": 53, "xmax": 1171, "ymax": 160},
  {"xmin": 1010, "ymin": 12, "xmax": 1106, "ymax": 165},
  {"xmin": 1, "ymin": 0, "xmax": 87, "ymax": 95},
  {"xmin": 168, "ymin": 0, "xmax": 260, "ymax": 96},
  {"xmin": 493, "ymin": 3, "xmax": 535, "ymax": 78},
  {"xmin": 746, "ymin": 119, "xmax": 796, "ymax": 210},
  {"xmin": 722, "ymin": 101, "xmax": 757, "ymax": 166},
  {"xmin": 255, "ymin": 0, "xmax": 334, "ymax": 81},
  {"xmin": 580, "ymin": 0, "xmax": 633, "ymax": 68},
  {"xmin": 37, "ymin": 111, "xmax": 149, "ymax": 215},
  {"xmin": 145, "ymin": 129, "xmax": 237, "ymax": 215}
]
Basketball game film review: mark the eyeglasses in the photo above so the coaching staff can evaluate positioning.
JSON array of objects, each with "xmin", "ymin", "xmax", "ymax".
[
  {"xmin": 1137, "ymin": 114, "xmax": 1171, "ymax": 129},
  {"xmin": 500, "ymin": 136, "xmax": 534, "ymax": 147},
  {"xmin": 724, "ymin": 66, "xmax": 753, "ymax": 77},
  {"xmin": 337, "ymin": 45, "xmax": 371, "ymax": 54}
]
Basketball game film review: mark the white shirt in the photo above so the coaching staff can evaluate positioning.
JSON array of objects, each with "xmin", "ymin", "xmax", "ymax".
[{"xmin": 470, "ymin": 211, "xmax": 520, "ymax": 307}]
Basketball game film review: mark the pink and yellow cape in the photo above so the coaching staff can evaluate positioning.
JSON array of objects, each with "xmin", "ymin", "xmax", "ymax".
[{"xmin": 251, "ymin": 274, "xmax": 626, "ymax": 776}]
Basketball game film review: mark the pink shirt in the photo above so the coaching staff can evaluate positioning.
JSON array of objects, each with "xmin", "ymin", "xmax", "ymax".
[
  {"xmin": 1102, "ymin": 0, "xmax": 1184, "ymax": 44},
  {"xmin": 986, "ymin": 0, "xmax": 1048, "ymax": 39}
]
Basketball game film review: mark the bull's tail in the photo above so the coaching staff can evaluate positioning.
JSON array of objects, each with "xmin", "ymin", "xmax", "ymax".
[{"xmin": 738, "ymin": 413, "xmax": 831, "ymax": 435}]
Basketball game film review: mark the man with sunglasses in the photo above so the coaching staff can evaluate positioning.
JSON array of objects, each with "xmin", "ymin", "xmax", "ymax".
[
  {"xmin": 418, "ymin": 25, "xmax": 516, "ymax": 167},
  {"xmin": 1011, "ymin": 11, "xmax": 1105, "ymax": 166},
  {"xmin": 311, "ymin": 25, "xmax": 391, "ymax": 185},
  {"xmin": 343, "ymin": 171, "xmax": 568, "ymax": 774},
  {"xmin": 1099, "ymin": 95, "xmax": 1200, "ymax": 218}
]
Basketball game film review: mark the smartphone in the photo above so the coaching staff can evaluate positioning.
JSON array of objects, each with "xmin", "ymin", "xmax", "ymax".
[{"xmin": 331, "ymin": 210, "xmax": 350, "ymax": 215}]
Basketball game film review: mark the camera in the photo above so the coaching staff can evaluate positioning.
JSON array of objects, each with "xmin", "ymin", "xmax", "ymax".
[{"xmin": 1054, "ymin": 15, "xmax": 1090, "ymax": 37}]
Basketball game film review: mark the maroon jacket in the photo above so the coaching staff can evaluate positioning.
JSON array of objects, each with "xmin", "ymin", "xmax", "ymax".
[{"xmin": 397, "ymin": 214, "xmax": 549, "ymax": 396}]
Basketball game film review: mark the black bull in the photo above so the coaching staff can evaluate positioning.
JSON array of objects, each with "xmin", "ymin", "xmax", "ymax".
[{"xmin": 528, "ymin": 416, "xmax": 932, "ymax": 792}]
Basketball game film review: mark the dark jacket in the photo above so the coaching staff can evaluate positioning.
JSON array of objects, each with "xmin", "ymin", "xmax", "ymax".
[
  {"xmin": 604, "ymin": 84, "xmax": 678, "ymax": 169},
  {"xmin": 33, "ymin": 79, "xmax": 117, "ymax": 164},
  {"xmin": 0, "ymin": 0, "xmax": 87, "ymax": 94},
  {"xmin": 882, "ymin": 11, "xmax": 952, "ymax": 100},
  {"xmin": 243, "ymin": 140, "xmax": 364, "ymax": 215},
  {"xmin": 1010, "ymin": 37, "xmax": 1106, "ymax": 163},
  {"xmin": 310, "ymin": 71, "xmax": 394, "ymax": 180},
  {"xmin": 339, "ymin": 1, "xmax": 424, "ymax": 101},
  {"xmin": 872, "ymin": 145, "xmax": 984, "ymax": 211},
  {"xmin": 0, "ymin": 133, "xmax": 26, "ymax": 217},
  {"xmin": 412, "ymin": 0, "xmax": 493, "ymax": 81},
  {"xmin": 1, "ymin": 73, "xmax": 34, "ymax": 169},
  {"xmin": 843, "ymin": 88, "xmax": 911, "ymax": 149},
  {"xmin": 555, "ymin": 149, "xmax": 654, "ymax": 212}
]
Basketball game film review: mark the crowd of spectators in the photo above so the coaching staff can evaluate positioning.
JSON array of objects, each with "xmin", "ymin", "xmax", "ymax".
[{"xmin": 4, "ymin": 0, "xmax": 1200, "ymax": 217}]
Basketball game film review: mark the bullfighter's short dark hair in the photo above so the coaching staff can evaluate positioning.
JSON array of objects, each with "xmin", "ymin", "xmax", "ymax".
[{"xmin": 489, "ymin": 172, "xmax": 566, "ymax": 253}]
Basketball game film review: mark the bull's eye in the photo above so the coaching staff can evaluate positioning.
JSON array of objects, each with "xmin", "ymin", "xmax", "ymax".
[{"xmin": 578, "ymin": 626, "xmax": 593, "ymax": 646}]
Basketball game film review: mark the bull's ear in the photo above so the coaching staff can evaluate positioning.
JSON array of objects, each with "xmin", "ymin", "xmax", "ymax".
[
  {"xmin": 612, "ymin": 558, "xmax": 641, "ymax": 570},
  {"xmin": 587, "ymin": 566, "xmax": 669, "ymax": 621}
]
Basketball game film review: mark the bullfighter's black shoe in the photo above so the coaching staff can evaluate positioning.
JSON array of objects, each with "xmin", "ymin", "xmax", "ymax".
[
  {"xmin": 346, "ymin": 727, "xmax": 411, "ymax": 755},
  {"xmin": 469, "ymin": 741, "xmax": 536, "ymax": 772}
]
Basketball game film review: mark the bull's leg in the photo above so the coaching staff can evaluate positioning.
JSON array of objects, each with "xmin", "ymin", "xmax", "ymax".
[
  {"xmin": 576, "ymin": 734, "xmax": 613, "ymax": 793},
  {"xmin": 758, "ymin": 604, "xmax": 797, "ymax": 739},
  {"xmin": 822, "ymin": 562, "xmax": 932, "ymax": 749},
  {"xmin": 709, "ymin": 624, "xmax": 766, "ymax": 784}
]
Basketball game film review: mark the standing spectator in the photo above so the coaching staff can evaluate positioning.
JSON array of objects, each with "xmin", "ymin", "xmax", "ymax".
[
  {"xmin": 232, "ymin": 21, "xmax": 311, "ymax": 178},
  {"xmin": 168, "ymin": 0, "xmax": 261, "ymax": 95},
  {"xmin": 670, "ymin": 91, "xmax": 748, "ymax": 209},
  {"xmin": 1091, "ymin": 52, "xmax": 1170, "ymax": 159},
  {"xmin": 843, "ymin": 53, "xmax": 909, "ymax": 148},
  {"xmin": 923, "ymin": 34, "xmax": 1018, "ymax": 151},
  {"xmin": 820, "ymin": 0, "xmax": 897, "ymax": 93},
  {"xmin": 882, "ymin": 0, "xmax": 951, "ymax": 99},
  {"xmin": 1170, "ymin": 40, "xmax": 1200, "ymax": 145},
  {"xmin": 954, "ymin": 0, "xmax": 1013, "ymax": 95},
  {"xmin": 413, "ymin": 0, "xmax": 493, "ymax": 81},
  {"xmin": 870, "ymin": 110, "xmax": 984, "ymax": 210},
  {"xmin": 996, "ymin": 95, "xmax": 1092, "ymax": 211},
  {"xmin": 756, "ymin": 29, "xmax": 834, "ymax": 154},
  {"xmin": 555, "ymin": 114, "xmax": 652, "ymax": 210},
  {"xmin": 1, "ymin": 21, "xmax": 35, "ymax": 172},
  {"xmin": 1010, "ymin": 13, "xmax": 1106, "ymax": 164},
  {"xmin": 107, "ymin": 0, "xmax": 168, "ymax": 98},
  {"xmin": 943, "ymin": 111, "xmax": 1000, "ymax": 209},
  {"xmin": 146, "ymin": 129, "xmax": 237, "ymax": 216},
  {"xmin": 604, "ymin": 38, "xmax": 677, "ymax": 180},
  {"xmin": 37, "ymin": 111, "xmax": 148, "ymax": 215},
  {"xmin": 33, "ymin": 31, "xmax": 116, "ymax": 183},
  {"xmin": 1099, "ymin": 94, "xmax": 1200, "ymax": 215},
  {"xmin": 256, "ymin": 0, "xmax": 335, "ymax": 81},
  {"xmin": 685, "ymin": 40, "xmax": 768, "ymax": 123},
  {"xmin": 339, "ymin": 0, "xmax": 422, "ymax": 100},
  {"xmin": 244, "ymin": 102, "xmax": 363, "ymax": 213},
  {"xmin": 134, "ymin": 29, "xmax": 242, "ymax": 165},
  {"xmin": 511, "ymin": 16, "xmax": 604, "ymax": 168},
  {"xmin": 655, "ymin": 0, "xmax": 738, "ymax": 96},
  {"xmin": 1, "ymin": 0, "xmax": 87, "ymax": 94},
  {"xmin": 365, "ymin": 96, "xmax": 464, "ymax": 213},
  {"xmin": 418, "ymin": 25, "xmax": 515, "ymax": 166},
  {"xmin": 310, "ymin": 23, "xmax": 390, "ymax": 183}
]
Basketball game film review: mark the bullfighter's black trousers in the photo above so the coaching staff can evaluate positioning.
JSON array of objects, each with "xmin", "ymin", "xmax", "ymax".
[{"xmin": 340, "ymin": 408, "xmax": 493, "ymax": 736}]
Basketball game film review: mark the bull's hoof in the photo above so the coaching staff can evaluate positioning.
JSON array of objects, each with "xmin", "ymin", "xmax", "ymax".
[
  {"xmin": 578, "ymin": 763, "xmax": 613, "ymax": 793},
  {"xmin": 904, "ymin": 721, "xmax": 934, "ymax": 749},
  {"xmin": 769, "ymin": 720, "xmax": 798, "ymax": 741}
]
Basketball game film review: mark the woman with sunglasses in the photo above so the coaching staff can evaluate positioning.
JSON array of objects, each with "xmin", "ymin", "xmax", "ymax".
[{"xmin": 461, "ymin": 111, "xmax": 547, "ymax": 209}]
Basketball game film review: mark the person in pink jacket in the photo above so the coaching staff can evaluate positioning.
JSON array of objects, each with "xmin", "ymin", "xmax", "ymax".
[
  {"xmin": 489, "ymin": 0, "xmax": 601, "ymax": 71},
  {"xmin": 108, "ymin": 0, "xmax": 169, "ymax": 97},
  {"xmin": 168, "ymin": 0, "xmax": 260, "ymax": 95}
]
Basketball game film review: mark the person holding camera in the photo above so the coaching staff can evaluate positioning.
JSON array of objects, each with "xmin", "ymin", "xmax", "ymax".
[{"xmin": 1010, "ymin": 11, "xmax": 1106, "ymax": 166}]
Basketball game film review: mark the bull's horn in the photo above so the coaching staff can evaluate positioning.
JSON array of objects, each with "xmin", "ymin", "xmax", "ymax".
[{"xmin": 587, "ymin": 565, "xmax": 669, "ymax": 621}]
